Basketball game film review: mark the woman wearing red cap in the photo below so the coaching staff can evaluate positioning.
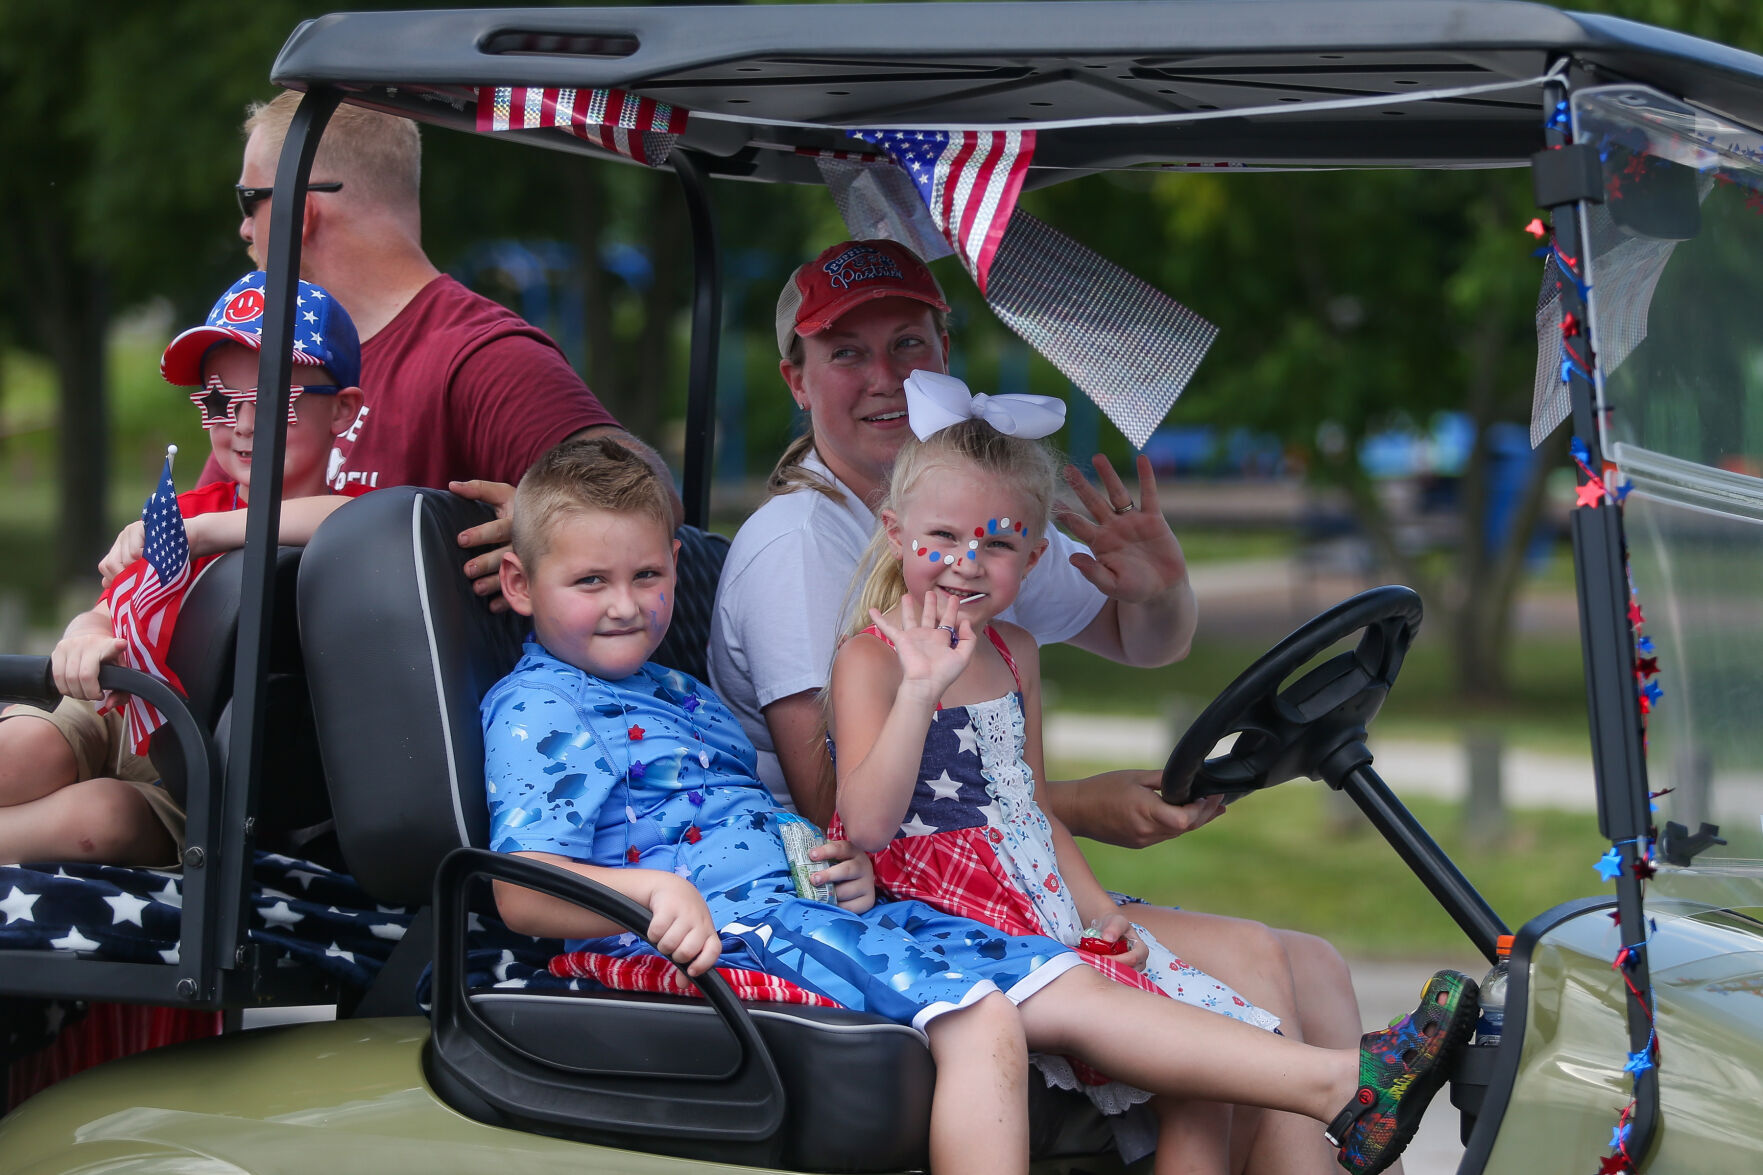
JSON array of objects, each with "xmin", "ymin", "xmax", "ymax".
[{"xmin": 709, "ymin": 239, "xmax": 1375, "ymax": 1174}]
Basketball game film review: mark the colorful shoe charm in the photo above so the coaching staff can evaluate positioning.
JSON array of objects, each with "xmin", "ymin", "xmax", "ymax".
[{"xmin": 1327, "ymin": 968, "xmax": 1480, "ymax": 1174}]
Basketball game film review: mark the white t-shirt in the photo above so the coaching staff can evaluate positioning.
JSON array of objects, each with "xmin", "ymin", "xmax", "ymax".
[{"xmin": 708, "ymin": 451, "xmax": 1107, "ymax": 808}]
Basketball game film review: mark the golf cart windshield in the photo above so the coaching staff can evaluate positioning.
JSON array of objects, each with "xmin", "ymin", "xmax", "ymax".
[{"xmin": 1575, "ymin": 85, "xmax": 1763, "ymax": 868}]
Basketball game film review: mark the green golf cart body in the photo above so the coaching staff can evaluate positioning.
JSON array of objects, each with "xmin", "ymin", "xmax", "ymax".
[{"xmin": 6, "ymin": 3, "xmax": 1763, "ymax": 1172}]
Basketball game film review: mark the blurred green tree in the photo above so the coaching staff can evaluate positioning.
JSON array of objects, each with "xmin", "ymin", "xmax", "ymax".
[
  {"xmin": 0, "ymin": 1, "xmax": 316, "ymax": 585},
  {"xmin": 1027, "ymin": 166, "xmax": 1554, "ymax": 700},
  {"xmin": 0, "ymin": 0, "xmax": 823, "ymax": 597},
  {"xmin": 1014, "ymin": 0, "xmax": 1763, "ymax": 701}
]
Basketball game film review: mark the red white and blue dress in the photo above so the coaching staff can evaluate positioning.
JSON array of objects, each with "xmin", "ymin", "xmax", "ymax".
[{"xmin": 833, "ymin": 625, "xmax": 1280, "ymax": 1112}]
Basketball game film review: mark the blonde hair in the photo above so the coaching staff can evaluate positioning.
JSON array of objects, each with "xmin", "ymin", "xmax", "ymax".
[
  {"xmin": 246, "ymin": 91, "xmax": 421, "ymax": 211},
  {"xmin": 768, "ymin": 306, "xmax": 952, "ymax": 502},
  {"xmin": 512, "ymin": 436, "xmax": 675, "ymax": 569},
  {"xmin": 842, "ymin": 419, "xmax": 1063, "ymax": 640}
]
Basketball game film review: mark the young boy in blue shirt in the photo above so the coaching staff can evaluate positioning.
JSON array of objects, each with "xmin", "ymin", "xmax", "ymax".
[{"xmin": 482, "ymin": 436, "xmax": 1477, "ymax": 1175}]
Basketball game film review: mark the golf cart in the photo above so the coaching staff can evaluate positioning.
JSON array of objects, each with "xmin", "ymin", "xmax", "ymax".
[{"xmin": 4, "ymin": 2, "xmax": 1763, "ymax": 1172}]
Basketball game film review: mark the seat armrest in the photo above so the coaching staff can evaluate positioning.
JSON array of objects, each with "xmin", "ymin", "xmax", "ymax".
[
  {"xmin": 428, "ymin": 848, "xmax": 787, "ymax": 1148},
  {"xmin": 0, "ymin": 655, "xmax": 58, "ymax": 710}
]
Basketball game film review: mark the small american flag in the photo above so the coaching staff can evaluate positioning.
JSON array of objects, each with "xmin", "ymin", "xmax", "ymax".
[
  {"xmin": 105, "ymin": 450, "xmax": 193, "ymax": 754},
  {"xmin": 852, "ymin": 129, "xmax": 1036, "ymax": 293},
  {"xmin": 475, "ymin": 86, "xmax": 687, "ymax": 166}
]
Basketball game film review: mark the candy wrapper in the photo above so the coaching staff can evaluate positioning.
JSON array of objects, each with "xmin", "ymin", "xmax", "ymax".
[{"xmin": 778, "ymin": 813, "xmax": 835, "ymax": 903}]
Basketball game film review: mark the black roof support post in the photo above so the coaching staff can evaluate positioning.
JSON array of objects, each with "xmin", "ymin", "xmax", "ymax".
[
  {"xmin": 1546, "ymin": 73, "xmax": 1661, "ymax": 1166},
  {"xmin": 674, "ymin": 149, "xmax": 721, "ymax": 531},
  {"xmin": 217, "ymin": 87, "xmax": 342, "ymax": 990}
]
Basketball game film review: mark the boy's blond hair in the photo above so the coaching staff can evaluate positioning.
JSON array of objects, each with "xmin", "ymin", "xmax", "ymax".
[
  {"xmin": 512, "ymin": 436, "xmax": 676, "ymax": 568},
  {"xmin": 246, "ymin": 91, "xmax": 421, "ymax": 211}
]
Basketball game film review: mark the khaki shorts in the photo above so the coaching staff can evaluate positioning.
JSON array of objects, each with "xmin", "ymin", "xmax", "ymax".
[{"xmin": 0, "ymin": 696, "xmax": 187, "ymax": 859}]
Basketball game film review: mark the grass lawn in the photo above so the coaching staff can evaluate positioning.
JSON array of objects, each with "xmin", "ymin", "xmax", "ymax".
[{"xmin": 1056, "ymin": 770, "xmax": 1609, "ymax": 958}]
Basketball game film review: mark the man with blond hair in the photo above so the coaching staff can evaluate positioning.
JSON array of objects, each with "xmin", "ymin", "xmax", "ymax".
[{"xmin": 210, "ymin": 92, "xmax": 675, "ymax": 531}]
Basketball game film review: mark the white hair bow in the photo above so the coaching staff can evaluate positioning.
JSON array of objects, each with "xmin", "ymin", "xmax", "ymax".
[{"xmin": 904, "ymin": 370, "xmax": 1067, "ymax": 442}]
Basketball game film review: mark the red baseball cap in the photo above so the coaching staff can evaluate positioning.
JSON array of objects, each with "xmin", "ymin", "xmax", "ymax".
[{"xmin": 775, "ymin": 239, "xmax": 949, "ymax": 358}]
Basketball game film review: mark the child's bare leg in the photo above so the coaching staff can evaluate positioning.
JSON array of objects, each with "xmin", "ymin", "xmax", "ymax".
[
  {"xmin": 1125, "ymin": 909, "xmax": 1350, "ymax": 1175},
  {"xmin": 1019, "ymin": 966, "xmax": 1357, "ymax": 1122},
  {"xmin": 0, "ymin": 710, "xmax": 79, "ymax": 806},
  {"xmin": 1274, "ymin": 929, "xmax": 1364, "ymax": 1049},
  {"xmin": 1264, "ymin": 930, "xmax": 1386, "ymax": 1175},
  {"xmin": 923, "ymin": 991, "xmax": 1029, "ymax": 1175},
  {"xmin": 0, "ymin": 777, "xmax": 173, "ymax": 865},
  {"xmin": 1128, "ymin": 908, "xmax": 1302, "ymax": 1029},
  {"xmin": 1152, "ymin": 1095, "xmax": 1231, "ymax": 1175},
  {"xmin": 1233, "ymin": 1101, "xmax": 1337, "ymax": 1175}
]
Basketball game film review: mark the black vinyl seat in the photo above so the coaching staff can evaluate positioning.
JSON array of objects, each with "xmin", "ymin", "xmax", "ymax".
[
  {"xmin": 298, "ymin": 487, "xmax": 1022, "ymax": 1171},
  {"xmin": 151, "ymin": 545, "xmax": 334, "ymax": 857}
]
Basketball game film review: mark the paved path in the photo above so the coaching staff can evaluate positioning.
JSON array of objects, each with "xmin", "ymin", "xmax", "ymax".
[{"xmin": 1046, "ymin": 712, "xmax": 1595, "ymax": 810}]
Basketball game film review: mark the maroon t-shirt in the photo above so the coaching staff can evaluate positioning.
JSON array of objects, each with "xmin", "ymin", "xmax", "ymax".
[{"xmin": 200, "ymin": 276, "xmax": 619, "ymax": 491}]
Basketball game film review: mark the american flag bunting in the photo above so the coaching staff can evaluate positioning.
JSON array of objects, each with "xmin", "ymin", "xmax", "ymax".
[
  {"xmin": 852, "ymin": 129, "xmax": 1036, "ymax": 293},
  {"xmin": 104, "ymin": 452, "xmax": 193, "ymax": 754},
  {"xmin": 475, "ymin": 86, "xmax": 688, "ymax": 167}
]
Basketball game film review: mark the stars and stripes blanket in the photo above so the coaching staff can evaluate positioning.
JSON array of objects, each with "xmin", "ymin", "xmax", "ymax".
[
  {"xmin": 0, "ymin": 854, "xmax": 660, "ymax": 1002},
  {"xmin": 0, "ymin": 853, "xmax": 415, "ymax": 987},
  {"xmin": 0, "ymin": 850, "xmax": 863, "ymax": 1011}
]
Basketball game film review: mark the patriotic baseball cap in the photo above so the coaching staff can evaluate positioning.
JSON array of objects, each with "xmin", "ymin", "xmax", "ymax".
[
  {"xmin": 160, "ymin": 270, "xmax": 361, "ymax": 391},
  {"xmin": 776, "ymin": 239, "xmax": 949, "ymax": 358}
]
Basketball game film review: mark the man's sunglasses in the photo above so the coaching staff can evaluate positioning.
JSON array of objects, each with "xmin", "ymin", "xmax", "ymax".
[
  {"xmin": 234, "ymin": 181, "xmax": 343, "ymax": 220},
  {"xmin": 190, "ymin": 375, "xmax": 337, "ymax": 430}
]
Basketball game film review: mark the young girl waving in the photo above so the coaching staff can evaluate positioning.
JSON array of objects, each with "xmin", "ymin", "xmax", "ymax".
[{"xmin": 829, "ymin": 373, "xmax": 1307, "ymax": 1172}]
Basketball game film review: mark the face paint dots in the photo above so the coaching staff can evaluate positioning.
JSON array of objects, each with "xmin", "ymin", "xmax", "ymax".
[
  {"xmin": 967, "ymin": 539, "xmax": 979, "ymax": 560},
  {"xmin": 914, "ymin": 539, "xmax": 956, "ymax": 565}
]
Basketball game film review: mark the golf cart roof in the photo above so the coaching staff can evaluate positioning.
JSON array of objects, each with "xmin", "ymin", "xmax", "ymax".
[{"xmin": 271, "ymin": 1, "xmax": 1763, "ymax": 175}]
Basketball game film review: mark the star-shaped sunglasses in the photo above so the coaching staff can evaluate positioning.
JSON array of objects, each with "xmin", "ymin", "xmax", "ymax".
[{"xmin": 190, "ymin": 374, "xmax": 337, "ymax": 429}]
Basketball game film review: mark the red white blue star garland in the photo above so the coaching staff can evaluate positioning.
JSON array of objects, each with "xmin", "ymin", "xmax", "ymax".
[{"xmin": 1531, "ymin": 207, "xmax": 1663, "ymax": 1174}]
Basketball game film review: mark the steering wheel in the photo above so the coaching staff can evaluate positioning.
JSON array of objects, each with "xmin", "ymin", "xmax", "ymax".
[{"xmin": 1162, "ymin": 586, "xmax": 1422, "ymax": 805}]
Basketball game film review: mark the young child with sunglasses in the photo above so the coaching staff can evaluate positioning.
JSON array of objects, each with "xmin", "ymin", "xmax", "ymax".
[{"xmin": 0, "ymin": 271, "xmax": 363, "ymax": 867}]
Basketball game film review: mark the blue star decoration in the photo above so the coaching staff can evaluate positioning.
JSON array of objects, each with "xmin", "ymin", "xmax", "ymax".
[
  {"xmin": 1609, "ymin": 1120, "xmax": 1632, "ymax": 1151},
  {"xmin": 1623, "ymin": 1049, "xmax": 1654, "ymax": 1076},
  {"xmin": 1595, "ymin": 848, "xmax": 1626, "ymax": 881},
  {"xmin": 1637, "ymin": 635, "xmax": 1655, "ymax": 655},
  {"xmin": 1571, "ymin": 436, "xmax": 1592, "ymax": 465},
  {"xmin": 1642, "ymin": 681, "xmax": 1665, "ymax": 707}
]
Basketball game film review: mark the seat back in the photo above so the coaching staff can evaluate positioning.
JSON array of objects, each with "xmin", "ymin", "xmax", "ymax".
[
  {"xmin": 298, "ymin": 489, "xmax": 520, "ymax": 905},
  {"xmin": 151, "ymin": 546, "xmax": 330, "ymax": 845},
  {"xmin": 652, "ymin": 525, "xmax": 730, "ymax": 683}
]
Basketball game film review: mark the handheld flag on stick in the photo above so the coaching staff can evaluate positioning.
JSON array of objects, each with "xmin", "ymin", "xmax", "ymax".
[{"xmin": 104, "ymin": 446, "xmax": 194, "ymax": 754}]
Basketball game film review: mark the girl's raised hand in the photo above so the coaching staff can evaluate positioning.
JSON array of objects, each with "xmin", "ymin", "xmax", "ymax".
[{"xmin": 868, "ymin": 589, "xmax": 975, "ymax": 702}]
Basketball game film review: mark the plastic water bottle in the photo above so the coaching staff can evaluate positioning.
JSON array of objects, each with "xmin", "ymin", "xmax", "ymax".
[{"xmin": 1475, "ymin": 960, "xmax": 1508, "ymax": 1046}]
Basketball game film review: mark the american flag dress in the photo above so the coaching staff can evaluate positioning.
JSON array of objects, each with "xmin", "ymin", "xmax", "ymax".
[{"xmin": 833, "ymin": 626, "xmax": 1280, "ymax": 1113}]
